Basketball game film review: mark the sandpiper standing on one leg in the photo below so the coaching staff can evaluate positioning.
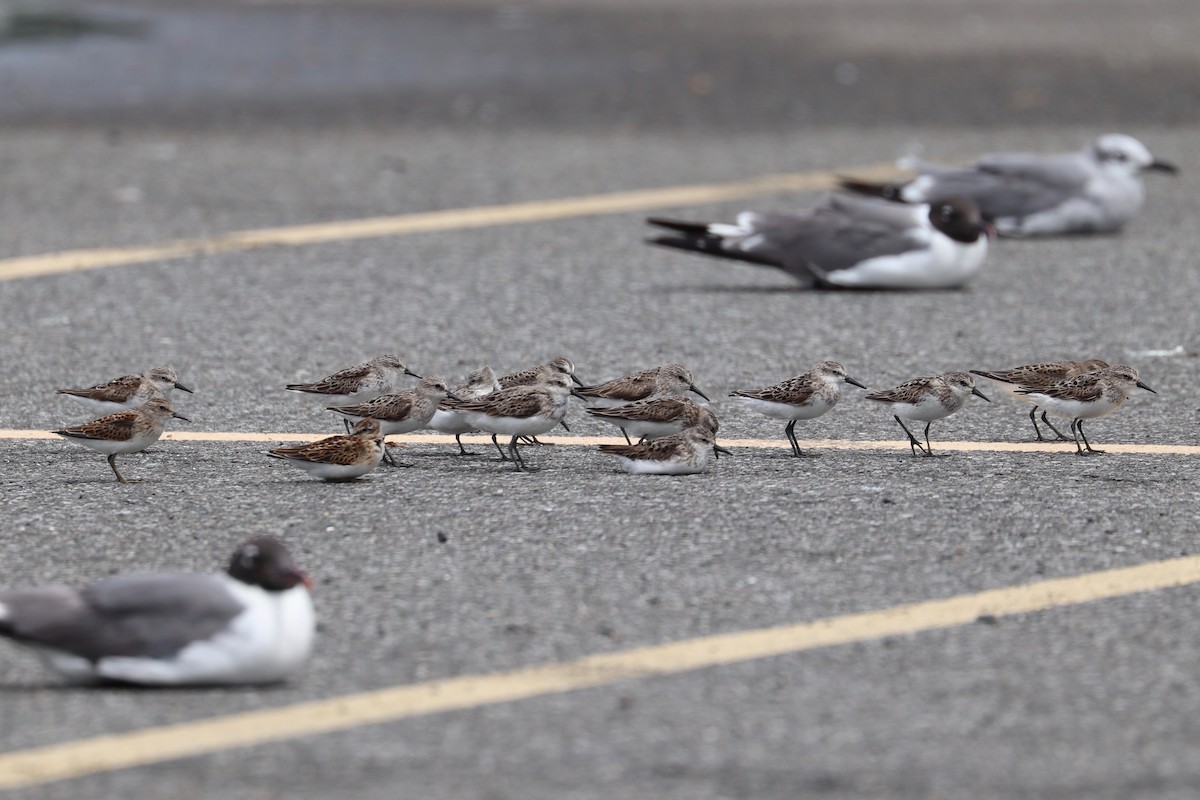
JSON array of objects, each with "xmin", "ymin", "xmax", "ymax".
[{"xmin": 53, "ymin": 398, "xmax": 189, "ymax": 483}]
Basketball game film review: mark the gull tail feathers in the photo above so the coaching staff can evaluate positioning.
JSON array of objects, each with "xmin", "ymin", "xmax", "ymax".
[
  {"xmin": 645, "ymin": 217, "xmax": 785, "ymax": 271},
  {"xmin": 645, "ymin": 216, "xmax": 712, "ymax": 236}
]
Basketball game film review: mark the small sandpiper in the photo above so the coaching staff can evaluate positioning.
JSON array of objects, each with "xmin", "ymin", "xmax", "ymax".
[
  {"xmin": 442, "ymin": 373, "xmax": 575, "ymax": 471},
  {"xmin": 267, "ymin": 418, "xmax": 385, "ymax": 481},
  {"xmin": 52, "ymin": 397, "xmax": 189, "ymax": 483},
  {"xmin": 56, "ymin": 366, "xmax": 193, "ymax": 416},
  {"xmin": 286, "ymin": 355, "xmax": 420, "ymax": 403},
  {"xmin": 427, "ymin": 366, "xmax": 502, "ymax": 455},
  {"xmin": 574, "ymin": 363, "xmax": 709, "ymax": 408},
  {"xmin": 865, "ymin": 372, "xmax": 989, "ymax": 456},
  {"xmin": 1015, "ymin": 365, "xmax": 1155, "ymax": 455},
  {"xmin": 498, "ymin": 356, "xmax": 583, "ymax": 389},
  {"xmin": 970, "ymin": 359, "xmax": 1109, "ymax": 441},
  {"xmin": 586, "ymin": 397, "xmax": 711, "ymax": 445},
  {"xmin": 598, "ymin": 415, "xmax": 729, "ymax": 475},
  {"xmin": 729, "ymin": 360, "xmax": 867, "ymax": 456},
  {"xmin": 328, "ymin": 376, "xmax": 460, "ymax": 465}
]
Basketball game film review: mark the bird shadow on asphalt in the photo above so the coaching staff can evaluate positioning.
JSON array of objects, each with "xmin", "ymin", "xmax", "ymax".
[
  {"xmin": 647, "ymin": 283, "xmax": 972, "ymax": 295},
  {"xmin": 647, "ymin": 283, "xmax": 806, "ymax": 295},
  {"xmin": 0, "ymin": 679, "xmax": 293, "ymax": 693},
  {"xmin": 57, "ymin": 478, "xmax": 133, "ymax": 487}
]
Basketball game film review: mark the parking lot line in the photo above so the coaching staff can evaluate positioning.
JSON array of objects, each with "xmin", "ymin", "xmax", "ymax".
[
  {"xmin": 0, "ymin": 165, "xmax": 901, "ymax": 282},
  {"xmin": 1, "ymin": 554, "xmax": 1198, "ymax": 791},
  {"xmin": 1, "ymin": 428, "xmax": 1196, "ymax": 455}
]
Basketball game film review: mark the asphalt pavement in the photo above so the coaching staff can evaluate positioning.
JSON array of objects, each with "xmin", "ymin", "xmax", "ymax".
[{"xmin": 1, "ymin": 1, "xmax": 1199, "ymax": 798}]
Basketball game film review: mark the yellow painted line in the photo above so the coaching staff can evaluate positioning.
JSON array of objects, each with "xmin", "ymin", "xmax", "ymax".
[
  {"xmin": 3, "ymin": 429, "xmax": 1197, "ymax": 455},
  {"xmin": 0, "ymin": 164, "xmax": 901, "ymax": 282},
  {"xmin": 2, "ymin": 555, "xmax": 1200, "ymax": 791}
]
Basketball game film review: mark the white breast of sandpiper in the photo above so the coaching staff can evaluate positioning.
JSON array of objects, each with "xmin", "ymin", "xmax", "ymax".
[{"xmin": 891, "ymin": 385, "xmax": 964, "ymax": 422}]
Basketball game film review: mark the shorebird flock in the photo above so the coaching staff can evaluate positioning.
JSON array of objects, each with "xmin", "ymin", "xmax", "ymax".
[
  {"xmin": 49, "ymin": 354, "xmax": 1157, "ymax": 484},
  {"xmin": 19, "ymin": 354, "xmax": 1160, "ymax": 686},
  {"xmin": 18, "ymin": 355, "xmax": 1161, "ymax": 685},
  {"xmin": 3, "ymin": 133, "xmax": 1176, "ymax": 686}
]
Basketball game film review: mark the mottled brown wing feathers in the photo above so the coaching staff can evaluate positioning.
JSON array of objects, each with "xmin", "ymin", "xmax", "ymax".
[
  {"xmin": 55, "ymin": 412, "xmax": 139, "ymax": 441},
  {"xmin": 733, "ymin": 374, "xmax": 818, "ymax": 405},
  {"xmin": 865, "ymin": 377, "xmax": 933, "ymax": 404},
  {"xmin": 288, "ymin": 364, "xmax": 371, "ymax": 394},
  {"xmin": 269, "ymin": 435, "xmax": 364, "ymax": 465},
  {"xmin": 588, "ymin": 398, "xmax": 689, "ymax": 423},
  {"xmin": 57, "ymin": 374, "xmax": 140, "ymax": 402},
  {"xmin": 498, "ymin": 368, "xmax": 536, "ymax": 389},
  {"xmin": 1030, "ymin": 375, "xmax": 1104, "ymax": 403},
  {"xmin": 598, "ymin": 439, "xmax": 677, "ymax": 462},
  {"xmin": 334, "ymin": 394, "xmax": 413, "ymax": 421},
  {"xmin": 972, "ymin": 361, "xmax": 1075, "ymax": 387},
  {"xmin": 578, "ymin": 375, "xmax": 655, "ymax": 402},
  {"xmin": 452, "ymin": 389, "xmax": 545, "ymax": 419}
]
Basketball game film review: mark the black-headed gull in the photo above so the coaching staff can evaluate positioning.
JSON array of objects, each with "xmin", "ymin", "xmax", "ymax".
[
  {"xmin": 0, "ymin": 537, "xmax": 315, "ymax": 685},
  {"xmin": 647, "ymin": 195, "xmax": 991, "ymax": 289}
]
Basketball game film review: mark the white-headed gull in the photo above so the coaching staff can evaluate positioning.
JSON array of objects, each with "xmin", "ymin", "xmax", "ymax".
[{"xmin": 840, "ymin": 134, "xmax": 1178, "ymax": 236}]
